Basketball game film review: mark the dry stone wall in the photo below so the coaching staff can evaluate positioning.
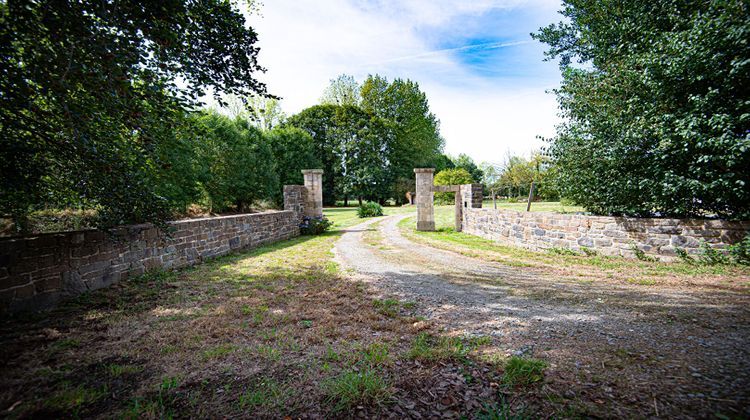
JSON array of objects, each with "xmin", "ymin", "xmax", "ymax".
[
  {"xmin": 462, "ymin": 208, "xmax": 750, "ymax": 260},
  {"xmin": 0, "ymin": 210, "xmax": 300, "ymax": 315},
  {"xmin": 0, "ymin": 182, "xmax": 314, "ymax": 316}
]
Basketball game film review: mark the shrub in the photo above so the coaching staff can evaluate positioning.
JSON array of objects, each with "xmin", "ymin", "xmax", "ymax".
[
  {"xmin": 728, "ymin": 234, "xmax": 750, "ymax": 265},
  {"xmin": 357, "ymin": 202, "xmax": 383, "ymax": 218},
  {"xmin": 299, "ymin": 216, "xmax": 332, "ymax": 235},
  {"xmin": 697, "ymin": 241, "xmax": 730, "ymax": 265},
  {"xmin": 630, "ymin": 244, "xmax": 656, "ymax": 262}
]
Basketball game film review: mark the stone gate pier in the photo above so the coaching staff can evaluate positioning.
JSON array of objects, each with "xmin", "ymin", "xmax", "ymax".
[{"xmin": 414, "ymin": 168, "xmax": 483, "ymax": 232}]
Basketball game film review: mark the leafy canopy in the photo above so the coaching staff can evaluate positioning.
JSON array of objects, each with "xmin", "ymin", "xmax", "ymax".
[
  {"xmin": 0, "ymin": 0, "xmax": 268, "ymax": 230},
  {"xmin": 533, "ymin": 0, "xmax": 750, "ymax": 219}
]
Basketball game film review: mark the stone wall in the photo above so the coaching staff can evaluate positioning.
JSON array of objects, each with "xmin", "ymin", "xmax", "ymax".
[
  {"xmin": 0, "ymin": 209, "xmax": 306, "ymax": 316},
  {"xmin": 462, "ymin": 208, "xmax": 750, "ymax": 260},
  {"xmin": 0, "ymin": 174, "xmax": 322, "ymax": 315}
]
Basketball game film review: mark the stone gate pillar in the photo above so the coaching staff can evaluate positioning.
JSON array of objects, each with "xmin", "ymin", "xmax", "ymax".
[
  {"xmin": 302, "ymin": 169, "xmax": 323, "ymax": 218},
  {"xmin": 414, "ymin": 168, "xmax": 435, "ymax": 231}
]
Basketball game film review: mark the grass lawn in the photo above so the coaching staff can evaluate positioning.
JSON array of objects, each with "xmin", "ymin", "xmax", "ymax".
[
  {"xmin": 0, "ymin": 210, "xmax": 538, "ymax": 418},
  {"xmin": 481, "ymin": 200, "xmax": 585, "ymax": 213}
]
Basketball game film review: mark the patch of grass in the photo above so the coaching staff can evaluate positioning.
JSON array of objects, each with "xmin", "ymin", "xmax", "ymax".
[
  {"xmin": 49, "ymin": 338, "xmax": 81, "ymax": 352},
  {"xmin": 360, "ymin": 342, "xmax": 390, "ymax": 367},
  {"xmin": 407, "ymin": 333, "xmax": 490, "ymax": 362},
  {"xmin": 372, "ymin": 298, "xmax": 417, "ymax": 317},
  {"xmin": 372, "ymin": 298, "xmax": 400, "ymax": 317},
  {"xmin": 323, "ymin": 368, "xmax": 391, "ymax": 411},
  {"xmin": 477, "ymin": 398, "xmax": 527, "ymax": 420},
  {"xmin": 238, "ymin": 378, "xmax": 291, "ymax": 411},
  {"xmin": 107, "ymin": 364, "xmax": 143, "ymax": 377},
  {"xmin": 626, "ymin": 278, "xmax": 657, "ymax": 286},
  {"xmin": 202, "ymin": 344, "xmax": 237, "ymax": 360},
  {"xmin": 547, "ymin": 247, "xmax": 579, "ymax": 256},
  {"xmin": 254, "ymin": 344, "xmax": 281, "ymax": 362},
  {"xmin": 44, "ymin": 382, "xmax": 106, "ymax": 413},
  {"xmin": 502, "ymin": 356, "xmax": 547, "ymax": 386}
]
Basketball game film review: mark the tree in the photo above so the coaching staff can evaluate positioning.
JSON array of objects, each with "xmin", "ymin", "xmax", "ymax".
[
  {"xmin": 433, "ymin": 168, "xmax": 474, "ymax": 204},
  {"xmin": 227, "ymin": 94, "xmax": 286, "ymax": 130},
  {"xmin": 266, "ymin": 126, "xmax": 321, "ymax": 205},
  {"xmin": 433, "ymin": 153, "xmax": 455, "ymax": 173},
  {"xmin": 195, "ymin": 112, "xmax": 277, "ymax": 213},
  {"xmin": 361, "ymin": 75, "xmax": 444, "ymax": 201},
  {"xmin": 320, "ymin": 74, "xmax": 361, "ymax": 106},
  {"xmin": 533, "ymin": 0, "xmax": 750, "ymax": 219},
  {"xmin": 452, "ymin": 154, "xmax": 484, "ymax": 186},
  {"xmin": 0, "ymin": 0, "xmax": 268, "ymax": 231},
  {"xmin": 495, "ymin": 152, "xmax": 558, "ymax": 200},
  {"xmin": 286, "ymin": 105, "xmax": 394, "ymax": 205}
]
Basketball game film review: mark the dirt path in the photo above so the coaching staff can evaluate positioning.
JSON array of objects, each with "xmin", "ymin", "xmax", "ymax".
[{"xmin": 334, "ymin": 214, "xmax": 750, "ymax": 418}]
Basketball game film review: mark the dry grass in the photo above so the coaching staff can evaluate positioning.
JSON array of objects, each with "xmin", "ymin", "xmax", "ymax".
[{"xmin": 0, "ymin": 226, "xmax": 527, "ymax": 418}]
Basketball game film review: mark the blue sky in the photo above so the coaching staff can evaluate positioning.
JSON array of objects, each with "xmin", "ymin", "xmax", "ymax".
[{"xmin": 247, "ymin": 0, "xmax": 563, "ymax": 165}]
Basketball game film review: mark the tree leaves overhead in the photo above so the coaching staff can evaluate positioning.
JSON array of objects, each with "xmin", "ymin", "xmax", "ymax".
[
  {"xmin": 533, "ymin": 0, "xmax": 750, "ymax": 219},
  {"xmin": 0, "ymin": 0, "xmax": 268, "ymax": 230}
]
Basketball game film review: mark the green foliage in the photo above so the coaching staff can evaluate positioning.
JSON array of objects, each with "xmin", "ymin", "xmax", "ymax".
[
  {"xmin": 503, "ymin": 356, "xmax": 547, "ymax": 386},
  {"xmin": 0, "ymin": 0, "xmax": 268, "ymax": 232},
  {"xmin": 452, "ymin": 154, "xmax": 484, "ymax": 185},
  {"xmin": 286, "ymin": 104, "xmax": 395, "ymax": 205},
  {"xmin": 323, "ymin": 368, "xmax": 391, "ymax": 412},
  {"xmin": 533, "ymin": 0, "xmax": 750, "ymax": 219},
  {"xmin": 195, "ymin": 112, "xmax": 278, "ymax": 213},
  {"xmin": 433, "ymin": 168, "xmax": 473, "ymax": 204},
  {"xmin": 493, "ymin": 152, "xmax": 559, "ymax": 201},
  {"xmin": 630, "ymin": 244, "xmax": 657, "ymax": 262},
  {"xmin": 728, "ymin": 235, "xmax": 750, "ymax": 265},
  {"xmin": 266, "ymin": 126, "xmax": 320, "ymax": 205},
  {"xmin": 697, "ymin": 242, "xmax": 730, "ymax": 265},
  {"xmin": 320, "ymin": 74, "xmax": 361, "ymax": 106},
  {"xmin": 357, "ymin": 202, "xmax": 383, "ymax": 218},
  {"xmin": 299, "ymin": 216, "xmax": 333, "ymax": 235},
  {"xmin": 361, "ymin": 75, "xmax": 444, "ymax": 202}
]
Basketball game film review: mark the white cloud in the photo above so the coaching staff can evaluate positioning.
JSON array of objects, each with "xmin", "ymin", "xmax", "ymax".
[{"xmin": 247, "ymin": 0, "xmax": 562, "ymax": 163}]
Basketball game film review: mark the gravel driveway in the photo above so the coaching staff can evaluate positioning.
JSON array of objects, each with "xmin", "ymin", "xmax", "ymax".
[{"xmin": 334, "ymin": 214, "xmax": 750, "ymax": 418}]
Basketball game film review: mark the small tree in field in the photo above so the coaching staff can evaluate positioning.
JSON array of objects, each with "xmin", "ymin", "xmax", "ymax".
[{"xmin": 434, "ymin": 168, "xmax": 473, "ymax": 204}]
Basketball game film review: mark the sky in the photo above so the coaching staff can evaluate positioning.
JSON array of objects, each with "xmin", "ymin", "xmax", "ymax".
[{"xmin": 246, "ymin": 0, "xmax": 564, "ymax": 165}]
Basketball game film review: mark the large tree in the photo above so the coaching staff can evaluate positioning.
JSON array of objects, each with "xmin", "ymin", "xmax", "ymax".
[
  {"xmin": 360, "ymin": 75, "xmax": 444, "ymax": 191},
  {"xmin": 534, "ymin": 0, "xmax": 750, "ymax": 219},
  {"xmin": 0, "ymin": 0, "xmax": 268, "ymax": 231},
  {"xmin": 286, "ymin": 105, "xmax": 394, "ymax": 205},
  {"xmin": 320, "ymin": 74, "xmax": 361, "ymax": 106}
]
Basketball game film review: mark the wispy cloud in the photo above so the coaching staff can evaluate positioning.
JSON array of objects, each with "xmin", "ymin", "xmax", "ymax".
[
  {"xmin": 247, "ymin": 0, "xmax": 563, "ymax": 162},
  {"xmin": 363, "ymin": 40, "xmax": 532, "ymax": 66}
]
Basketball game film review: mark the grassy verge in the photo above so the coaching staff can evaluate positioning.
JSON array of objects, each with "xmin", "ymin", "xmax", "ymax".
[{"xmin": 398, "ymin": 215, "xmax": 750, "ymax": 290}]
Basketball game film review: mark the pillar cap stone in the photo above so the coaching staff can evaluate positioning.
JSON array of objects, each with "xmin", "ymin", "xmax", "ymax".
[
  {"xmin": 301, "ymin": 169, "xmax": 324, "ymax": 175},
  {"xmin": 414, "ymin": 168, "xmax": 435, "ymax": 173}
]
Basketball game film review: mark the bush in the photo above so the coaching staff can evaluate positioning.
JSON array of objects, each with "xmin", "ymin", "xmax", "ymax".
[
  {"xmin": 357, "ymin": 202, "xmax": 383, "ymax": 218},
  {"xmin": 299, "ymin": 216, "xmax": 332, "ymax": 235},
  {"xmin": 728, "ymin": 235, "xmax": 750, "ymax": 265}
]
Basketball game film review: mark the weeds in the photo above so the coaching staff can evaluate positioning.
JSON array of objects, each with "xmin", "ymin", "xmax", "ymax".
[
  {"xmin": 547, "ymin": 247, "xmax": 579, "ymax": 256},
  {"xmin": 238, "ymin": 378, "xmax": 290, "ymax": 411},
  {"xmin": 630, "ymin": 244, "xmax": 656, "ymax": 262},
  {"xmin": 407, "ymin": 333, "xmax": 490, "ymax": 362},
  {"xmin": 502, "ymin": 356, "xmax": 547, "ymax": 386},
  {"xmin": 323, "ymin": 368, "xmax": 391, "ymax": 411},
  {"xmin": 202, "ymin": 344, "xmax": 236, "ymax": 360}
]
